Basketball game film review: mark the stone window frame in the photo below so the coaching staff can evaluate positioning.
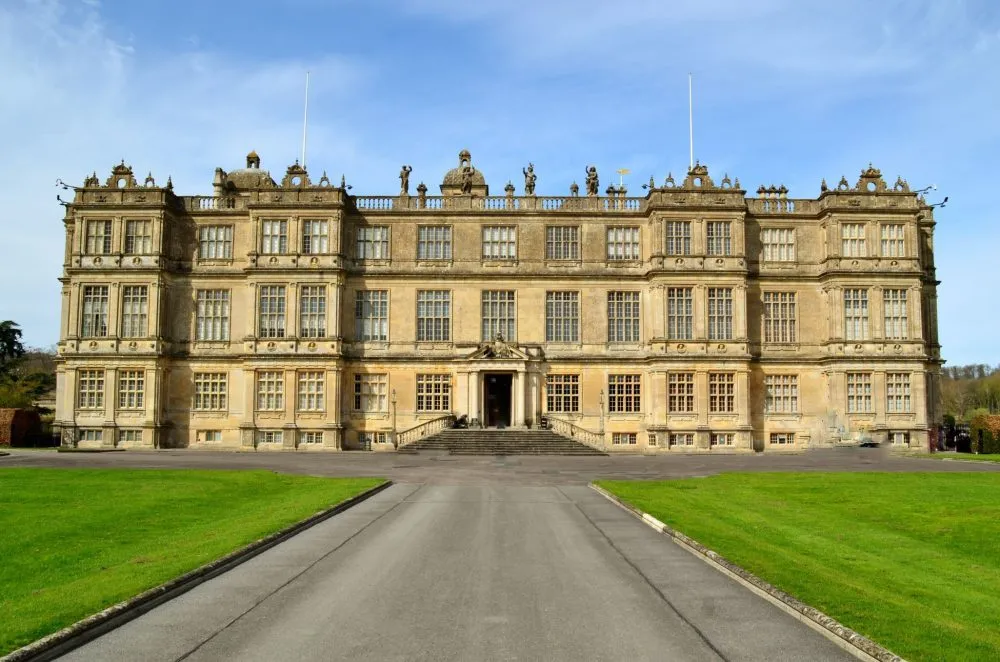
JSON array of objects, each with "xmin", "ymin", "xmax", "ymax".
[
  {"xmin": 120, "ymin": 285, "xmax": 148, "ymax": 339},
  {"xmin": 258, "ymin": 285, "xmax": 287, "ymax": 339},
  {"xmin": 296, "ymin": 370, "xmax": 326, "ymax": 412},
  {"xmin": 883, "ymin": 289, "xmax": 908, "ymax": 340},
  {"xmin": 416, "ymin": 289, "xmax": 451, "ymax": 342},
  {"xmin": 880, "ymin": 223, "xmax": 906, "ymax": 258},
  {"xmin": 706, "ymin": 221, "xmax": 732, "ymax": 256},
  {"xmin": 256, "ymin": 429, "xmax": 284, "ymax": 445},
  {"xmin": 607, "ymin": 291, "xmax": 640, "ymax": 344},
  {"xmin": 85, "ymin": 219, "xmax": 112, "ymax": 255},
  {"xmin": 710, "ymin": 432, "xmax": 734, "ymax": 446},
  {"xmin": 670, "ymin": 432, "xmax": 695, "ymax": 446},
  {"xmin": 707, "ymin": 287, "xmax": 733, "ymax": 341},
  {"xmin": 116, "ymin": 369, "xmax": 145, "ymax": 411},
  {"xmin": 299, "ymin": 431, "xmax": 324, "ymax": 444},
  {"xmin": 301, "ymin": 219, "xmax": 330, "ymax": 255},
  {"xmin": 666, "ymin": 287, "xmax": 693, "ymax": 340},
  {"xmin": 117, "ymin": 429, "xmax": 143, "ymax": 444},
  {"xmin": 544, "ymin": 291, "xmax": 580, "ymax": 343},
  {"xmin": 761, "ymin": 227, "xmax": 796, "ymax": 262},
  {"xmin": 844, "ymin": 288, "xmax": 870, "ymax": 341},
  {"xmin": 353, "ymin": 373, "xmax": 388, "ymax": 413},
  {"xmin": 355, "ymin": 290, "xmax": 389, "ymax": 342},
  {"xmin": 261, "ymin": 219, "xmax": 289, "ymax": 255},
  {"xmin": 481, "ymin": 226, "xmax": 517, "ymax": 261},
  {"xmin": 80, "ymin": 284, "xmax": 110, "ymax": 338},
  {"xmin": 124, "ymin": 220, "xmax": 152, "ymax": 255},
  {"xmin": 195, "ymin": 289, "xmax": 231, "ymax": 342},
  {"xmin": 193, "ymin": 372, "xmax": 228, "ymax": 411},
  {"xmin": 665, "ymin": 221, "xmax": 691, "ymax": 256},
  {"xmin": 256, "ymin": 370, "xmax": 285, "ymax": 412},
  {"xmin": 416, "ymin": 225, "xmax": 452, "ymax": 261},
  {"xmin": 356, "ymin": 225, "xmax": 390, "ymax": 260},
  {"xmin": 77, "ymin": 369, "xmax": 105, "ymax": 409},
  {"xmin": 298, "ymin": 285, "xmax": 327, "ymax": 339},
  {"xmin": 762, "ymin": 291, "xmax": 797, "ymax": 344},
  {"xmin": 667, "ymin": 372, "xmax": 695, "ymax": 413},
  {"xmin": 769, "ymin": 432, "xmax": 795, "ymax": 445},
  {"xmin": 545, "ymin": 225, "xmax": 580, "ymax": 261},
  {"xmin": 764, "ymin": 374, "xmax": 799, "ymax": 414},
  {"xmin": 416, "ymin": 374, "xmax": 451, "ymax": 412},
  {"xmin": 608, "ymin": 374, "xmax": 641, "ymax": 413},
  {"xmin": 606, "ymin": 226, "xmax": 641, "ymax": 261},
  {"xmin": 611, "ymin": 432, "xmax": 638, "ymax": 445},
  {"xmin": 198, "ymin": 225, "xmax": 234, "ymax": 260},
  {"xmin": 841, "ymin": 222, "xmax": 868, "ymax": 258},
  {"xmin": 481, "ymin": 290, "xmax": 516, "ymax": 342},
  {"xmin": 708, "ymin": 372, "xmax": 736, "ymax": 413},
  {"xmin": 846, "ymin": 372, "xmax": 873, "ymax": 414},
  {"xmin": 886, "ymin": 372, "xmax": 912, "ymax": 413},
  {"xmin": 545, "ymin": 374, "xmax": 579, "ymax": 413},
  {"xmin": 78, "ymin": 428, "xmax": 103, "ymax": 443}
]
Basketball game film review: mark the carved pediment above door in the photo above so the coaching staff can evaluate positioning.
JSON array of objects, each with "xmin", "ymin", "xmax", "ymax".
[{"xmin": 466, "ymin": 333, "xmax": 530, "ymax": 361}]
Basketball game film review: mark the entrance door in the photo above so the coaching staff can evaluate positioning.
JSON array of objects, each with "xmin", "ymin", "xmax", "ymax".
[{"xmin": 484, "ymin": 373, "xmax": 513, "ymax": 428}]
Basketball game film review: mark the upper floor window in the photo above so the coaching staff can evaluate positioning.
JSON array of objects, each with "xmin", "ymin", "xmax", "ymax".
[
  {"xmin": 707, "ymin": 287, "xmax": 733, "ymax": 341},
  {"xmin": 761, "ymin": 228, "xmax": 795, "ymax": 262},
  {"xmin": 607, "ymin": 291, "xmax": 640, "ymax": 343},
  {"xmin": 883, "ymin": 289, "xmax": 908, "ymax": 340},
  {"xmin": 356, "ymin": 226, "xmax": 389, "ymax": 260},
  {"xmin": 261, "ymin": 220, "xmax": 288, "ymax": 254},
  {"xmin": 199, "ymin": 225, "xmax": 233, "ymax": 259},
  {"xmin": 881, "ymin": 224, "xmax": 905, "ymax": 257},
  {"xmin": 482, "ymin": 290, "xmax": 516, "ymax": 341},
  {"xmin": 417, "ymin": 225, "xmax": 452, "ymax": 260},
  {"xmin": 193, "ymin": 373, "xmax": 228, "ymax": 411},
  {"xmin": 297, "ymin": 371, "xmax": 325, "ymax": 412},
  {"xmin": 482, "ymin": 226, "xmax": 516, "ymax": 260},
  {"xmin": 120, "ymin": 285, "xmax": 148, "ymax": 338},
  {"xmin": 117, "ymin": 370, "xmax": 145, "ymax": 410},
  {"xmin": 665, "ymin": 221, "xmax": 691, "ymax": 256},
  {"xmin": 196, "ymin": 290, "xmax": 230, "ymax": 341},
  {"xmin": 81, "ymin": 285, "xmax": 109, "ymax": 337},
  {"xmin": 666, "ymin": 287, "xmax": 693, "ymax": 340},
  {"xmin": 545, "ymin": 291, "xmax": 579, "ymax": 342},
  {"xmin": 546, "ymin": 226, "xmax": 579, "ymax": 260},
  {"xmin": 86, "ymin": 220, "xmax": 112, "ymax": 255},
  {"xmin": 416, "ymin": 290, "xmax": 451, "ymax": 341},
  {"xmin": 841, "ymin": 223, "xmax": 867, "ymax": 257},
  {"xmin": 302, "ymin": 220, "xmax": 329, "ymax": 254},
  {"xmin": 706, "ymin": 221, "xmax": 732, "ymax": 256},
  {"xmin": 763, "ymin": 292, "xmax": 796, "ymax": 343},
  {"xmin": 258, "ymin": 285, "xmax": 286, "ymax": 338},
  {"xmin": 607, "ymin": 226, "xmax": 640, "ymax": 261},
  {"xmin": 256, "ymin": 371, "xmax": 284, "ymax": 411},
  {"xmin": 844, "ymin": 288, "xmax": 869, "ymax": 341},
  {"xmin": 355, "ymin": 290, "xmax": 388, "ymax": 342},
  {"xmin": 299, "ymin": 285, "xmax": 327, "ymax": 338},
  {"xmin": 124, "ymin": 220, "xmax": 152, "ymax": 254}
]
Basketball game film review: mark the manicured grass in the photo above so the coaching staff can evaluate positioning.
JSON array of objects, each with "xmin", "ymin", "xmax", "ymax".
[
  {"xmin": 0, "ymin": 469, "xmax": 384, "ymax": 655},
  {"xmin": 597, "ymin": 473, "xmax": 1000, "ymax": 662}
]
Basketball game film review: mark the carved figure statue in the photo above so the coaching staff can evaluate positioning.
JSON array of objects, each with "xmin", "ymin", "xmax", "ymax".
[
  {"xmin": 461, "ymin": 165, "xmax": 475, "ymax": 194},
  {"xmin": 489, "ymin": 332, "xmax": 513, "ymax": 359},
  {"xmin": 585, "ymin": 166, "xmax": 599, "ymax": 196},
  {"xmin": 399, "ymin": 165, "xmax": 412, "ymax": 194},
  {"xmin": 522, "ymin": 163, "xmax": 537, "ymax": 195}
]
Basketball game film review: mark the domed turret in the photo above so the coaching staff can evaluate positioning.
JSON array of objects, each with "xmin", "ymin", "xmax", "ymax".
[{"xmin": 440, "ymin": 149, "xmax": 488, "ymax": 195}]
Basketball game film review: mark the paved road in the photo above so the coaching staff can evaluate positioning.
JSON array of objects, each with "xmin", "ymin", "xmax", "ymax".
[
  {"xmin": 4, "ymin": 446, "xmax": 997, "ymax": 485},
  {"xmin": 61, "ymin": 484, "xmax": 854, "ymax": 662}
]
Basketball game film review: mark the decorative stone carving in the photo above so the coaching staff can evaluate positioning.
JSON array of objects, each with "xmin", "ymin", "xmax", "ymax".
[
  {"xmin": 570, "ymin": 181, "xmax": 579, "ymax": 196},
  {"xmin": 281, "ymin": 161, "xmax": 310, "ymax": 188},
  {"xmin": 585, "ymin": 166, "xmax": 599, "ymax": 196},
  {"xmin": 399, "ymin": 165, "xmax": 412, "ymax": 195},
  {"xmin": 105, "ymin": 161, "xmax": 137, "ymax": 188},
  {"xmin": 683, "ymin": 163, "xmax": 714, "ymax": 189},
  {"xmin": 522, "ymin": 163, "xmax": 537, "ymax": 195}
]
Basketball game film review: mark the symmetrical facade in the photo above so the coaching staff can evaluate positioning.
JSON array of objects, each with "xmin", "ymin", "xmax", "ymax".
[{"xmin": 54, "ymin": 151, "xmax": 942, "ymax": 452}]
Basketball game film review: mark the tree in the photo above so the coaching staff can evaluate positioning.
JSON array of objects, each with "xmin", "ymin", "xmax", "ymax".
[{"xmin": 0, "ymin": 320, "xmax": 25, "ymax": 373}]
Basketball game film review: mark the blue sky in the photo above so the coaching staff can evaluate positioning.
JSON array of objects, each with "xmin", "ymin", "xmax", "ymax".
[{"xmin": 1, "ymin": 0, "xmax": 998, "ymax": 365}]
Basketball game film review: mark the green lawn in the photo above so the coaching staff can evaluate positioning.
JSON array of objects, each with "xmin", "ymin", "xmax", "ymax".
[
  {"xmin": 928, "ymin": 453, "xmax": 1000, "ymax": 463},
  {"xmin": 597, "ymin": 473, "xmax": 1000, "ymax": 662},
  {"xmin": 0, "ymin": 469, "xmax": 384, "ymax": 655}
]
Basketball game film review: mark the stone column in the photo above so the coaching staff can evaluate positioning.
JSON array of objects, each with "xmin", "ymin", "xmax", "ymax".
[
  {"xmin": 909, "ymin": 284, "xmax": 923, "ymax": 341},
  {"xmin": 104, "ymin": 366, "xmax": 117, "ymax": 447},
  {"xmin": 456, "ymin": 371, "xmax": 469, "ymax": 419},
  {"xmin": 870, "ymin": 286, "xmax": 883, "ymax": 340},
  {"xmin": 468, "ymin": 370, "xmax": 480, "ymax": 425},
  {"xmin": 287, "ymin": 283, "xmax": 298, "ymax": 338},
  {"xmin": 734, "ymin": 283, "xmax": 747, "ymax": 341},
  {"xmin": 325, "ymin": 367, "xmax": 342, "ymax": 449},
  {"xmin": 108, "ymin": 282, "xmax": 121, "ymax": 340},
  {"xmin": 736, "ymin": 370, "xmax": 750, "ymax": 427},
  {"xmin": 148, "ymin": 280, "xmax": 161, "ymax": 340},
  {"xmin": 696, "ymin": 371, "xmax": 709, "ymax": 427},
  {"xmin": 694, "ymin": 284, "xmax": 706, "ymax": 340},
  {"xmin": 514, "ymin": 370, "xmax": 526, "ymax": 427}
]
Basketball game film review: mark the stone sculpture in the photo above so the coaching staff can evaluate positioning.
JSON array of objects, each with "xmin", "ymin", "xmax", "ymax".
[
  {"xmin": 522, "ymin": 163, "xmax": 537, "ymax": 195},
  {"xmin": 585, "ymin": 166, "xmax": 599, "ymax": 196},
  {"xmin": 399, "ymin": 165, "xmax": 412, "ymax": 194}
]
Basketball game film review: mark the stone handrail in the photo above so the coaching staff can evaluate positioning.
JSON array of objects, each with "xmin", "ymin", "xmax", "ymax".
[
  {"xmin": 351, "ymin": 195, "xmax": 645, "ymax": 213},
  {"xmin": 181, "ymin": 196, "xmax": 245, "ymax": 211},
  {"xmin": 748, "ymin": 198, "xmax": 816, "ymax": 214},
  {"xmin": 543, "ymin": 416, "xmax": 605, "ymax": 451},
  {"xmin": 396, "ymin": 414, "xmax": 456, "ymax": 447}
]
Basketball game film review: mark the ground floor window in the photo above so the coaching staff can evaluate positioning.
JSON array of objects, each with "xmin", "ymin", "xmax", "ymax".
[
  {"xmin": 545, "ymin": 374, "xmax": 579, "ymax": 413},
  {"xmin": 359, "ymin": 431, "xmax": 388, "ymax": 449},
  {"xmin": 670, "ymin": 432, "xmax": 694, "ymax": 446},
  {"xmin": 416, "ymin": 374, "xmax": 451, "ymax": 412},
  {"xmin": 612, "ymin": 432, "xmax": 637, "ymax": 445},
  {"xmin": 78, "ymin": 428, "xmax": 102, "ymax": 443},
  {"xmin": 117, "ymin": 429, "xmax": 142, "ymax": 444},
  {"xmin": 710, "ymin": 433, "xmax": 734, "ymax": 446},
  {"xmin": 890, "ymin": 431, "xmax": 910, "ymax": 446},
  {"xmin": 647, "ymin": 432, "xmax": 657, "ymax": 447},
  {"xmin": 300, "ymin": 431, "xmax": 324, "ymax": 444},
  {"xmin": 198, "ymin": 430, "xmax": 222, "ymax": 442},
  {"xmin": 769, "ymin": 432, "xmax": 794, "ymax": 445},
  {"xmin": 256, "ymin": 430, "xmax": 283, "ymax": 445}
]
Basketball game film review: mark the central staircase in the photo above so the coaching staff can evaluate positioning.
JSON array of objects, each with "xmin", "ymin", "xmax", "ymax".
[{"xmin": 402, "ymin": 428, "xmax": 606, "ymax": 455}]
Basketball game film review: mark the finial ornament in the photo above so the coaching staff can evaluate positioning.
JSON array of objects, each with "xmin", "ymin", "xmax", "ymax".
[{"xmin": 820, "ymin": 178, "xmax": 828, "ymax": 192}]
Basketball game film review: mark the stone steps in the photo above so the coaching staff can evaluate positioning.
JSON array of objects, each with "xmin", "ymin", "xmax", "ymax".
[{"xmin": 403, "ymin": 428, "xmax": 606, "ymax": 456}]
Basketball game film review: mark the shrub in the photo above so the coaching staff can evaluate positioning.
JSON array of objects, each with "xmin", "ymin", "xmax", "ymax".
[{"xmin": 968, "ymin": 414, "xmax": 1000, "ymax": 454}]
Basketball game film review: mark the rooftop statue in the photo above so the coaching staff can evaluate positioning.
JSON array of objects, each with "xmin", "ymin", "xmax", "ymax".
[
  {"xmin": 522, "ymin": 163, "xmax": 537, "ymax": 196},
  {"xmin": 585, "ymin": 166, "xmax": 599, "ymax": 196},
  {"xmin": 399, "ymin": 165, "xmax": 412, "ymax": 195}
]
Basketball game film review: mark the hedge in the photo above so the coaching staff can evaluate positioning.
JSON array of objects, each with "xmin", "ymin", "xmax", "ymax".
[{"xmin": 968, "ymin": 414, "xmax": 1000, "ymax": 454}]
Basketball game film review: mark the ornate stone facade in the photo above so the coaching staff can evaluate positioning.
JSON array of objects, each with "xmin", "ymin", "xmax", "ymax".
[{"xmin": 53, "ymin": 151, "xmax": 942, "ymax": 452}]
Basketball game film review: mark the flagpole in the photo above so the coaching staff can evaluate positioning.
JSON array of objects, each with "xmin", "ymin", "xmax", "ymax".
[
  {"xmin": 688, "ymin": 73, "xmax": 694, "ymax": 170},
  {"xmin": 301, "ymin": 71, "xmax": 310, "ymax": 169}
]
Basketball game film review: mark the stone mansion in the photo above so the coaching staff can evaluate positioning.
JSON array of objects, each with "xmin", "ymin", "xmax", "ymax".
[{"xmin": 53, "ymin": 150, "xmax": 943, "ymax": 452}]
